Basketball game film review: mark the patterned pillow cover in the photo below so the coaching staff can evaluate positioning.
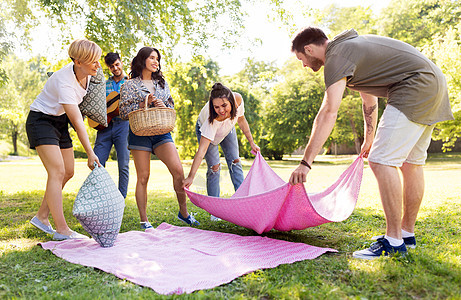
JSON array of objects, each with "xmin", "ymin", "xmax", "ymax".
[
  {"xmin": 79, "ymin": 67, "xmax": 108, "ymax": 127},
  {"xmin": 47, "ymin": 68, "xmax": 108, "ymax": 127},
  {"xmin": 73, "ymin": 164, "xmax": 125, "ymax": 247}
]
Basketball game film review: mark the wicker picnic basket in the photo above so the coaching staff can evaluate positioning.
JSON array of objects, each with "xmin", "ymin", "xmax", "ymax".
[{"xmin": 128, "ymin": 105, "xmax": 176, "ymax": 136}]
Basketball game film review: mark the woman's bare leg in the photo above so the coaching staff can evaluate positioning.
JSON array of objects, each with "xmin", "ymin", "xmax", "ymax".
[
  {"xmin": 35, "ymin": 145, "xmax": 73, "ymax": 235},
  {"xmin": 154, "ymin": 142, "xmax": 189, "ymax": 218},
  {"xmin": 131, "ymin": 149, "xmax": 151, "ymax": 222}
]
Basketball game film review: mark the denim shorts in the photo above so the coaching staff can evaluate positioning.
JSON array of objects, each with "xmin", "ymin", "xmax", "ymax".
[
  {"xmin": 128, "ymin": 128, "xmax": 174, "ymax": 153},
  {"xmin": 26, "ymin": 110, "xmax": 73, "ymax": 149}
]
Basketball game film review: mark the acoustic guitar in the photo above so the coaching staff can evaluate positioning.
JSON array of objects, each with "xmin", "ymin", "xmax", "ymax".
[{"xmin": 88, "ymin": 91, "xmax": 120, "ymax": 130}]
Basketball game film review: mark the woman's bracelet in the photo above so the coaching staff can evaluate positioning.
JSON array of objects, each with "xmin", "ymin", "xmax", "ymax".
[{"xmin": 300, "ymin": 159, "xmax": 312, "ymax": 170}]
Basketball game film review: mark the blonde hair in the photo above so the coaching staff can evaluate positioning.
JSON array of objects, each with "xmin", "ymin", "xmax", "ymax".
[{"xmin": 68, "ymin": 39, "xmax": 102, "ymax": 64}]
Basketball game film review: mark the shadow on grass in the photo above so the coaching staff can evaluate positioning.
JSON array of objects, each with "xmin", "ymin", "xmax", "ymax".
[{"xmin": 1, "ymin": 191, "xmax": 460, "ymax": 299}]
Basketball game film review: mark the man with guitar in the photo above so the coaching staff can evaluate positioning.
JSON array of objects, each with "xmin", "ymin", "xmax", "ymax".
[{"xmin": 92, "ymin": 52, "xmax": 130, "ymax": 198}]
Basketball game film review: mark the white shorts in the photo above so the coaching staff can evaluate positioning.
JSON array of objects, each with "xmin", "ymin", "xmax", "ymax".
[{"xmin": 368, "ymin": 105, "xmax": 435, "ymax": 167}]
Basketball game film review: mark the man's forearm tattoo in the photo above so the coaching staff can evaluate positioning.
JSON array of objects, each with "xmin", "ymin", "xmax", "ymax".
[{"xmin": 363, "ymin": 104, "xmax": 377, "ymax": 136}]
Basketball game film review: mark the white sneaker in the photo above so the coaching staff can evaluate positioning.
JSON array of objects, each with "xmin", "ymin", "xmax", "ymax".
[
  {"xmin": 53, "ymin": 230, "xmax": 89, "ymax": 241},
  {"xmin": 210, "ymin": 215, "xmax": 222, "ymax": 222}
]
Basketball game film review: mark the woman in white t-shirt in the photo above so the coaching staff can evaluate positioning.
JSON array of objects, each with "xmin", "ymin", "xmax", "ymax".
[
  {"xmin": 184, "ymin": 83, "xmax": 260, "ymax": 220},
  {"xmin": 25, "ymin": 39, "xmax": 102, "ymax": 240}
]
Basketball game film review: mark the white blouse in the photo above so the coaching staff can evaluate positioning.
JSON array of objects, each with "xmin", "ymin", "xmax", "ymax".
[
  {"xmin": 30, "ymin": 63, "xmax": 89, "ymax": 116},
  {"xmin": 198, "ymin": 100, "xmax": 245, "ymax": 145},
  {"xmin": 141, "ymin": 80, "xmax": 155, "ymax": 93}
]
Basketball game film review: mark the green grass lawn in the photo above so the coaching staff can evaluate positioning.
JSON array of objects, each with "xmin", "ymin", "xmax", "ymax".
[{"xmin": 1, "ymin": 153, "xmax": 460, "ymax": 299}]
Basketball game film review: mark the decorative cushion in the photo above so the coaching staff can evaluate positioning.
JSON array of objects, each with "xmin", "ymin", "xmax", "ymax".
[
  {"xmin": 73, "ymin": 164, "xmax": 125, "ymax": 247},
  {"xmin": 79, "ymin": 67, "xmax": 108, "ymax": 127}
]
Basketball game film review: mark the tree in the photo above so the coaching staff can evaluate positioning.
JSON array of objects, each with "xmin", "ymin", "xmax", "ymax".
[
  {"xmin": 9, "ymin": 0, "xmax": 245, "ymax": 60},
  {"xmin": 0, "ymin": 14, "xmax": 13, "ymax": 87},
  {"xmin": 228, "ymin": 85, "xmax": 261, "ymax": 159},
  {"xmin": 229, "ymin": 58, "xmax": 278, "ymax": 96},
  {"xmin": 0, "ymin": 55, "xmax": 48, "ymax": 155},
  {"xmin": 329, "ymin": 94, "xmax": 363, "ymax": 154},
  {"xmin": 422, "ymin": 25, "xmax": 461, "ymax": 150},
  {"xmin": 224, "ymin": 58, "xmax": 277, "ymax": 158},
  {"xmin": 315, "ymin": 4, "xmax": 378, "ymax": 36},
  {"xmin": 167, "ymin": 57, "xmax": 220, "ymax": 159},
  {"xmin": 263, "ymin": 57, "xmax": 324, "ymax": 159},
  {"xmin": 378, "ymin": 0, "xmax": 461, "ymax": 48}
]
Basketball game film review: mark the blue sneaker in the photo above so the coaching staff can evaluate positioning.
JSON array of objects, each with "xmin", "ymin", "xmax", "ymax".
[
  {"xmin": 402, "ymin": 236, "xmax": 416, "ymax": 249},
  {"xmin": 372, "ymin": 234, "xmax": 416, "ymax": 249},
  {"xmin": 140, "ymin": 221, "xmax": 153, "ymax": 230},
  {"xmin": 177, "ymin": 212, "xmax": 200, "ymax": 226},
  {"xmin": 30, "ymin": 216, "xmax": 55, "ymax": 235},
  {"xmin": 353, "ymin": 237, "xmax": 407, "ymax": 260}
]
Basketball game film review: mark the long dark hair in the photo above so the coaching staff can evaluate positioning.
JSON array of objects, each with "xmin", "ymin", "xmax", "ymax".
[
  {"xmin": 208, "ymin": 83, "xmax": 237, "ymax": 124},
  {"xmin": 130, "ymin": 47, "xmax": 165, "ymax": 89}
]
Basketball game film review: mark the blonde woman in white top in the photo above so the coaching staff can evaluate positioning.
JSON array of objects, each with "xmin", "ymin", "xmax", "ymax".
[
  {"xmin": 26, "ymin": 39, "xmax": 102, "ymax": 240},
  {"xmin": 184, "ymin": 83, "xmax": 260, "ymax": 220}
]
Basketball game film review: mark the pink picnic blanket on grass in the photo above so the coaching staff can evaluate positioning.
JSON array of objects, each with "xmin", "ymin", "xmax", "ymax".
[
  {"xmin": 186, "ymin": 152, "xmax": 364, "ymax": 234},
  {"xmin": 40, "ymin": 223, "xmax": 336, "ymax": 295}
]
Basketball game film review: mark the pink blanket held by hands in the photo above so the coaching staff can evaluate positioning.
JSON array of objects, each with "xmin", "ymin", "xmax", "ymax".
[
  {"xmin": 186, "ymin": 152, "xmax": 364, "ymax": 234},
  {"xmin": 40, "ymin": 223, "xmax": 336, "ymax": 295}
]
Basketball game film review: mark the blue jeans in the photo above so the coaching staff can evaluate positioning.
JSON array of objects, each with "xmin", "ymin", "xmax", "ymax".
[
  {"xmin": 94, "ymin": 117, "xmax": 130, "ymax": 198},
  {"xmin": 196, "ymin": 121, "xmax": 244, "ymax": 197}
]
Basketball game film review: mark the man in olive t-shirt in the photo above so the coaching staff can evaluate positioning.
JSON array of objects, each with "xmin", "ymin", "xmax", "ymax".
[{"xmin": 289, "ymin": 27, "xmax": 453, "ymax": 260}]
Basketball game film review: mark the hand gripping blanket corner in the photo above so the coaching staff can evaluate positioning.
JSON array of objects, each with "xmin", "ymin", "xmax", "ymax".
[{"xmin": 185, "ymin": 152, "xmax": 364, "ymax": 234}]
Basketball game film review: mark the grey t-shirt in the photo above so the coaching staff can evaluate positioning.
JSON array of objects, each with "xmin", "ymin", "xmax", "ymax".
[{"xmin": 324, "ymin": 29, "xmax": 453, "ymax": 125}]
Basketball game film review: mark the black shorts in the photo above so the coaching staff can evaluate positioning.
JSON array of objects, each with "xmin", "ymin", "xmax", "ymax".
[{"xmin": 26, "ymin": 110, "xmax": 73, "ymax": 149}]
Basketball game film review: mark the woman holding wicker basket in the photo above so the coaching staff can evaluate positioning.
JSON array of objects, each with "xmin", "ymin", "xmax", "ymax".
[
  {"xmin": 183, "ymin": 83, "xmax": 260, "ymax": 221},
  {"xmin": 120, "ymin": 46, "xmax": 200, "ymax": 229}
]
